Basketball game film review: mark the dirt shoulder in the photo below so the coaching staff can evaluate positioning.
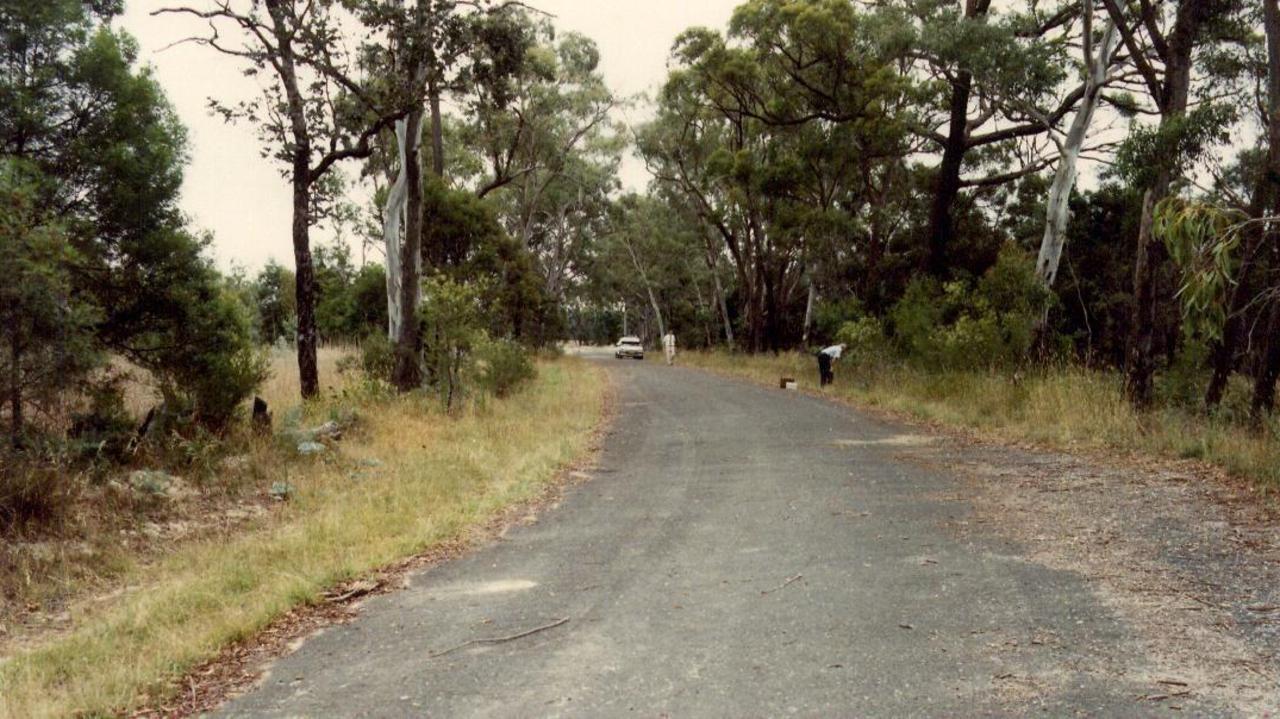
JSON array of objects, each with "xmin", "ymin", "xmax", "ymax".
[{"xmin": 694, "ymin": 360, "xmax": 1280, "ymax": 713}]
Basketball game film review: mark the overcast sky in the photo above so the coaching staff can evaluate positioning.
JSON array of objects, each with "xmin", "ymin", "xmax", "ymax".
[{"xmin": 118, "ymin": 1, "xmax": 742, "ymax": 271}]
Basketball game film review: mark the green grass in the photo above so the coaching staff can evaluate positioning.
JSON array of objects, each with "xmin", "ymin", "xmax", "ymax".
[
  {"xmin": 0, "ymin": 359, "xmax": 608, "ymax": 719},
  {"xmin": 682, "ymin": 350, "xmax": 1280, "ymax": 488}
]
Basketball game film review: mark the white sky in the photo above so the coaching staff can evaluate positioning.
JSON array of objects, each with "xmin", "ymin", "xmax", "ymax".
[{"xmin": 119, "ymin": 1, "xmax": 742, "ymax": 272}]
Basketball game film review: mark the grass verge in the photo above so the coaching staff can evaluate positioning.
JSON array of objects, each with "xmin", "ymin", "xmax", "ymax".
[
  {"xmin": 0, "ymin": 358, "xmax": 607, "ymax": 719},
  {"xmin": 681, "ymin": 350, "xmax": 1280, "ymax": 488}
]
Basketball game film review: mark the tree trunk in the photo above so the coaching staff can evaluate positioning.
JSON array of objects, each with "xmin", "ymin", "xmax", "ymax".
[
  {"xmin": 703, "ymin": 230, "xmax": 734, "ymax": 347},
  {"xmin": 801, "ymin": 264, "xmax": 817, "ymax": 346},
  {"xmin": 384, "ymin": 119, "xmax": 411, "ymax": 340},
  {"xmin": 1252, "ymin": 302, "xmax": 1280, "ymax": 419},
  {"xmin": 622, "ymin": 236, "xmax": 666, "ymax": 341},
  {"xmin": 1248, "ymin": 0, "xmax": 1280, "ymax": 418},
  {"xmin": 265, "ymin": 0, "xmax": 319, "ymax": 399},
  {"xmin": 1123, "ymin": 0, "xmax": 1205, "ymax": 408},
  {"xmin": 1125, "ymin": 184, "xmax": 1168, "ymax": 407},
  {"xmin": 1036, "ymin": 21, "xmax": 1119, "ymax": 286},
  {"xmin": 927, "ymin": 80, "xmax": 971, "ymax": 277},
  {"xmin": 429, "ymin": 83, "xmax": 445, "ymax": 177},
  {"xmin": 292, "ymin": 163, "xmax": 320, "ymax": 399},
  {"xmin": 925, "ymin": 0, "xmax": 990, "ymax": 277},
  {"xmin": 392, "ymin": 106, "xmax": 425, "ymax": 391}
]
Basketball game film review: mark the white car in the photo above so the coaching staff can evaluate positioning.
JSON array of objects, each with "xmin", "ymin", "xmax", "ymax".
[{"xmin": 614, "ymin": 336, "xmax": 644, "ymax": 359}]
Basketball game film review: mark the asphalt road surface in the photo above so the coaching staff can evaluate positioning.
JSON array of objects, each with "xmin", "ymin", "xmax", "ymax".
[{"xmin": 217, "ymin": 355, "xmax": 1253, "ymax": 717}]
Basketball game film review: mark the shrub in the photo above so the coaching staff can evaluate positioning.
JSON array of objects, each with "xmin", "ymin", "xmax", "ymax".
[
  {"xmin": 474, "ymin": 338, "xmax": 536, "ymax": 398},
  {"xmin": 0, "ymin": 459, "xmax": 79, "ymax": 533},
  {"xmin": 887, "ymin": 246, "xmax": 1050, "ymax": 370},
  {"xmin": 68, "ymin": 375, "xmax": 136, "ymax": 464},
  {"xmin": 153, "ymin": 291, "xmax": 268, "ymax": 431},
  {"xmin": 354, "ymin": 331, "xmax": 396, "ymax": 382},
  {"xmin": 834, "ymin": 315, "xmax": 888, "ymax": 366},
  {"xmin": 421, "ymin": 274, "xmax": 485, "ymax": 408}
]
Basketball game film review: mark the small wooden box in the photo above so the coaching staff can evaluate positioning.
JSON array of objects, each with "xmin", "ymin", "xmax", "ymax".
[{"xmin": 779, "ymin": 377, "xmax": 797, "ymax": 390}]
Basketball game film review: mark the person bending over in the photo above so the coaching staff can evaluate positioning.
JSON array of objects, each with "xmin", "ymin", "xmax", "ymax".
[{"xmin": 817, "ymin": 343, "xmax": 845, "ymax": 387}]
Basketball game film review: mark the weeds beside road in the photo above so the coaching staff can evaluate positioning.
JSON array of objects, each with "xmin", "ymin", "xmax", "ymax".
[
  {"xmin": 0, "ymin": 358, "xmax": 607, "ymax": 719},
  {"xmin": 681, "ymin": 351, "xmax": 1280, "ymax": 490}
]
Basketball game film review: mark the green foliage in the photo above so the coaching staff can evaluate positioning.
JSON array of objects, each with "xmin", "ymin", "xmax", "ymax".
[
  {"xmin": 0, "ymin": 3, "xmax": 265, "ymax": 432},
  {"xmin": 1114, "ymin": 103, "xmax": 1237, "ymax": 188},
  {"xmin": 888, "ymin": 246, "xmax": 1050, "ymax": 369},
  {"xmin": 421, "ymin": 274, "xmax": 486, "ymax": 409},
  {"xmin": 254, "ymin": 260, "xmax": 297, "ymax": 345},
  {"xmin": 151, "ymin": 285, "xmax": 268, "ymax": 431},
  {"xmin": 473, "ymin": 337, "xmax": 536, "ymax": 398},
  {"xmin": 0, "ymin": 162, "xmax": 101, "ymax": 443},
  {"xmin": 422, "ymin": 180, "xmax": 557, "ymax": 343},
  {"xmin": 1154, "ymin": 197, "xmax": 1249, "ymax": 341},
  {"xmin": 356, "ymin": 331, "xmax": 396, "ymax": 383},
  {"xmin": 834, "ymin": 315, "xmax": 889, "ymax": 366}
]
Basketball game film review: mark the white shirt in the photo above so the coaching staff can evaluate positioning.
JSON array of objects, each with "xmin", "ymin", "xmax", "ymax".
[
  {"xmin": 662, "ymin": 333, "xmax": 676, "ymax": 350},
  {"xmin": 820, "ymin": 344, "xmax": 844, "ymax": 359}
]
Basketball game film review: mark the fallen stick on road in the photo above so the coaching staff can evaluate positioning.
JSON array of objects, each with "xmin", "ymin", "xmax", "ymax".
[
  {"xmin": 761, "ymin": 574, "xmax": 803, "ymax": 595},
  {"xmin": 429, "ymin": 617, "xmax": 570, "ymax": 658}
]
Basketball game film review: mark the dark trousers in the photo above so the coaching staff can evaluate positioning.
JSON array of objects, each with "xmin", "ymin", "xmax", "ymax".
[{"xmin": 817, "ymin": 353, "xmax": 833, "ymax": 386}]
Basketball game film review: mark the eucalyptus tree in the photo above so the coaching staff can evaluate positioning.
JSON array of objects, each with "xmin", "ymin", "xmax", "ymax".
[
  {"xmin": 639, "ymin": 0, "xmax": 912, "ymax": 350},
  {"xmin": 154, "ymin": 0, "xmax": 400, "ymax": 398},
  {"xmin": 1035, "ymin": 6, "xmax": 1121, "ymax": 288},
  {"xmin": 452, "ymin": 22, "xmax": 620, "ymax": 302},
  {"xmin": 903, "ymin": 0, "xmax": 1102, "ymax": 277},
  {"xmin": 350, "ymin": 0, "xmax": 530, "ymax": 390},
  {"xmin": 1099, "ymin": 0, "xmax": 1240, "ymax": 406}
]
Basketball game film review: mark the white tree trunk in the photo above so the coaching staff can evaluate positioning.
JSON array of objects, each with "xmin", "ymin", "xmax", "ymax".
[
  {"xmin": 621, "ymin": 236, "xmax": 666, "ymax": 342},
  {"xmin": 1035, "ymin": 21, "xmax": 1119, "ymax": 287},
  {"xmin": 384, "ymin": 115, "xmax": 426, "ymax": 339},
  {"xmin": 801, "ymin": 263, "xmax": 817, "ymax": 345},
  {"xmin": 384, "ymin": 119, "xmax": 409, "ymax": 339}
]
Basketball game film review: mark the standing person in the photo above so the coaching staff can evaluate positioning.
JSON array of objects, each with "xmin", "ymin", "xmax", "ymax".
[
  {"xmin": 662, "ymin": 330, "xmax": 677, "ymax": 365},
  {"xmin": 816, "ymin": 343, "xmax": 845, "ymax": 386}
]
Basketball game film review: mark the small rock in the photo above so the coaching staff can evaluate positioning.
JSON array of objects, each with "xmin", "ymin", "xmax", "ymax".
[
  {"xmin": 128, "ymin": 470, "xmax": 190, "ymax": 498},
  {"xmin": 312, "ymin": 421, "xmax": 343, "ymax": 441},
  {"xmin": 221, "ymin": 454, "xmax": 251, "ymax": 473},
  {"xmin": 269, "ymin": 481, "xmax": 295, "ymax": 500},
  {"xmin": 357, "ymin": 458, "xmax": 383, "ymax": 468},
  {"xmin": 297, "ymin": 441, "xmax": 326, "ymax": 455}
]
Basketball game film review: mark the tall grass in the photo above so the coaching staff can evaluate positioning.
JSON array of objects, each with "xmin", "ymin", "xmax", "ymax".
[
  {"xmin": 0, "ymin": 359, "xmax": 607, "ymax": 719},
  {"xmin": 682, "ymin": 351, "xmax": 1280, "ymax": 488}
]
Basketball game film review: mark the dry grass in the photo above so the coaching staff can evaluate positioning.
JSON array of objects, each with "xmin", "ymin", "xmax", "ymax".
[
  {"xmin": 0, "ymin": 358, "xmax": 607, "ymax": 719},
  {"xmin": 682, "ymin": 351, "xmax": 1280, "ymax": 488},
  {"xmin": 257, "ymin": 345, "xmax": 357, "ymax": 414},
  {"xmin": 110, "ymin": 344, "xmax": 355, "ymax": 421}
]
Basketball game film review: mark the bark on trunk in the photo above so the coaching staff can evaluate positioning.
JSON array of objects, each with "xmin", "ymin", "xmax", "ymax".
[
  {"xmin": 801, "ymin": 265, "xmax": 817, "ymax": 346},
  {"xmin": 1252, "ymin": 302, "xmax": 1280, "ymax": 419},
  {"xmin": 925, "ymin": 0, "xmax": 990, "ymax": 277},
  {"xmin": 703, "ymin": 230, "xmax": 734, "ymax": 347},
  {"xmin": 622, "ymin": 236, "xmax": 666, "ymax": 341},
  {"xmin": 1125, "ymin": 184, "xmax": 1168, "ymax": 406},
  {"xmin": 392, "ymin": 106, "xmax": 425, "ymax": 391},
  {"xmin": 1248, "ymin": 0, "xmax": 1280, "ymax": 418},
  {"xmin": 292, "ymin": 170, "xmax": 320, "ymax": 398},
  {"xmin": 1036, "ymin": 21, "xmax": 1119, "ymax": 286},
  {"xmin": 1121, "ymin": 0, "xmax": 1206, "ymax": 408},
  {"xmin": 429, "ymin": 84, "xmax": 445, "ymax": 177},
  {"xmin": 927, "ymin": 80, "xmax": 971, "ymax": 277},
  {"xmin": 264, "ymin": 0, "xmax": 320, "ymax": 399},
  {"xmin": 384, "ymin": 119, "xmax": 411, "ymax": 340}
]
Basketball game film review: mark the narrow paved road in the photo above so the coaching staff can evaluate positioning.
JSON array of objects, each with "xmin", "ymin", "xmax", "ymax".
[{"xmin": 218, "ymin": 357, "xmax": 1251, "ymax": 717}]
